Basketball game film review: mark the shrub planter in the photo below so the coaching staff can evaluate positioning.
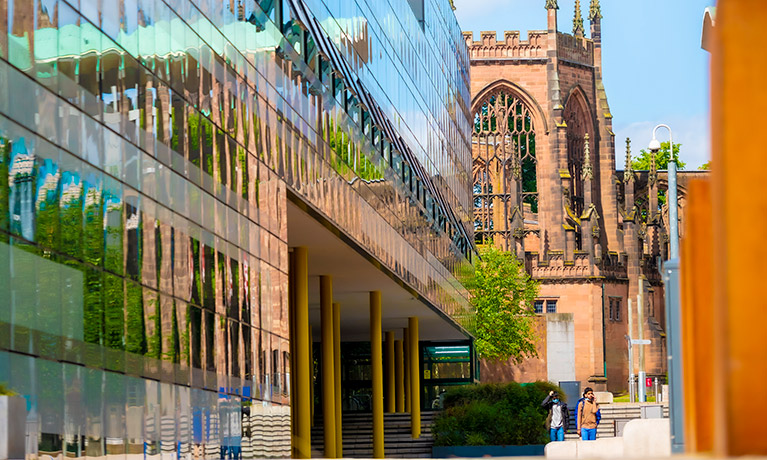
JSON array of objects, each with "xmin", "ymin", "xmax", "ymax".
[
  {"xmin": 0, "ymin": 395, "xmax": 26, "ymax": 460},
  {"xmin": 432, "ymin": 444, "xmax": 546, "ymax": 458}
]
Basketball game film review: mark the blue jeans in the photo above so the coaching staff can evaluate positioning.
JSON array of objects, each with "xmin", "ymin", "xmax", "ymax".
[
  {"xmin": 581, "ymin": 428, "xmax": 597, "ymax": 440},
  {"xmin": 549, "ymin": 426, "xmax": 564, "ymax": 441}
]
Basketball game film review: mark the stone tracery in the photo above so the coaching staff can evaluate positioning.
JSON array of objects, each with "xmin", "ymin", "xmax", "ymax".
[{"xmin": 471, "ymin": 88, "xmax": 537, "ymax": 251}]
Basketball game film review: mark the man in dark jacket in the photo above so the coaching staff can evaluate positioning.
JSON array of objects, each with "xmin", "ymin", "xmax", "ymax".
[{"xmin": 542, "ymin": 390, "xmax": 569, "ymax": 442}]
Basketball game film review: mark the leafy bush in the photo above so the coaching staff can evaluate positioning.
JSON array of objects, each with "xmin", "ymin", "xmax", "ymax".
[{"xmin": 432, "ymin": 381, "xmax": 563, "ymax": 446}]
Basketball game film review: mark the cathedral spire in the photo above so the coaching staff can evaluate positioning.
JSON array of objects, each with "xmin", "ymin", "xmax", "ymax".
[
  {"xmin": 573, "ymin": 0, "xmax": 584, "ymax": 36},
  {"xmin": 588, "ymin": 0, "xmax": 602, "ymax": 22},
  {"xmin": 582, "ymin": 133, "xmax": 593, "ymax": 181},
  {"xmin": 624, "ymin": 137, "xmax": 634, "ymax": 183},
  {"xmin": 545, "ymin": 0, "xmax": 558, "ymax": 10}
]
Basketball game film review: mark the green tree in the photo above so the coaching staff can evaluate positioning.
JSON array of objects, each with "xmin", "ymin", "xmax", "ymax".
[
  {"xmin": 698, "ymin": 161, "xmax": 711, "ymax": 170},
  {"xmin": 632, "ymin": 141, "xmax": 686, "ymax": 170},
  {"xmin": 467, "ymin": 244, "xmax": 539, "ymax": 363}
]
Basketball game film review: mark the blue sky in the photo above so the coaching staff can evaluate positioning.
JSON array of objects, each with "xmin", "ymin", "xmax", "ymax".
[{"xmin": 454, "ymin": 0, "xmax": 712, "ymax": 169}]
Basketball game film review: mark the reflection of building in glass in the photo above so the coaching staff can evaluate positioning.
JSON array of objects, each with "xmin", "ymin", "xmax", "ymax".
[{"xmin": 0, "ymin": 0, "xmax": 472, "ymax": 457}]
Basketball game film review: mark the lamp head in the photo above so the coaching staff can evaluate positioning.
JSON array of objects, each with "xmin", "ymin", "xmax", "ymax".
[{"xmin": 648, "ymin": 137, "xmax": 661, "ymax": 152}]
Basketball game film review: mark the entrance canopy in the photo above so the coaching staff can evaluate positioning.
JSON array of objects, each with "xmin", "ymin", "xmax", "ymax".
[{"xmin": 287, "ymin": 200, "xmax": 470, "ymax": 343}]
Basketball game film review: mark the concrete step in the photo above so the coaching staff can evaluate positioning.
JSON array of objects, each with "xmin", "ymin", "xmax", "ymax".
[{"xmin": 311, "ymin": 411, "xmax": 435, "ymax": 458}]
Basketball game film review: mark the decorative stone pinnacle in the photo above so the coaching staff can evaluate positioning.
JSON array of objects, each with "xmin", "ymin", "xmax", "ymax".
[
  {"xmin": 623, "ymin": 137, "xmax": 634, "ymax": 183},
  {"xmin": 582, "ymin": 133, "xmax": 593, "ymax": 181},
  {"xmin": 649, "ymin": 145, "xmax": 658, "ymax": 185},
  {"xmin": 573, "ymin": 0, "xmax": 584, "ymax": 36},
  {"xmin": 545, "ymin": 0, "xmax": 558, "ymax": 10},
  {"xmin": 589, "ymin": 0, "xmax": 602, "ymax": 21}
]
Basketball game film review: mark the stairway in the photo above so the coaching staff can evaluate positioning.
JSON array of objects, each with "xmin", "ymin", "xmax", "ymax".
[{"xmin": 311, "ymin": 411, "xmax": 437, "ymax": 458}]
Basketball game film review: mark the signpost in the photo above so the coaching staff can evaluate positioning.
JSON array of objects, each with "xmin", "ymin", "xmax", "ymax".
[{"xmin": 625, "ymin": 335, "xmax": 651, "ymax": 402}]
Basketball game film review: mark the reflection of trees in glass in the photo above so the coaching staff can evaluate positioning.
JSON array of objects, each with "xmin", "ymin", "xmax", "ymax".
[
  {"xmin": 239, "ymin": 146, "xmax": 248, "ymax": 200},
  {"xmin": 103, "ymin": 186, "xmax": 124, "ymax": 275},
  {"xmin": 0, "ymin": 120, "xmax": 264, "ymax": 375},
  {"xmin": 191, "ymin": 238, "xmax": 202, "ymax": 306},
  {"xmin": 327, "ymin": 119, "xmax": 383, "ymax": 181},
  {"xmin": 203, "ymin": 118, "xmax": 215, "ymax": 176},
  {"xmin": 60, "ymin": 172, "xmax": 84, "ymax": 260},
  {"xmin": 165, "ymin": 300, "xmax": 180, "ymax": 363},
  {"xmin": 216, "ymin": 128, "xmax": 226, "ymax": 187},
  {"xmin": 229, "ymin": 259, "xmax": 240, "ymax": 320},
  {"xmin": 144, "ymin": 290, "xmax": 161, "ymax": 359},
  {"xmin": 82, "ymin": 176, "xmax": 104, "ymax": 267},
  {"xmin": 103, "ymin": 272, "xmax": 125, "ymax": 350},
  {"xmin": 34, "ymin": 158, "xmax": 61, "ymax": 251},
  {"xmin": 125, "ymin": 280, "xmax": 147, "ymax": 355},
  {"xmin": 178, "ymin": 302, "xmax": 190, "ymax": 365},
  {"xmin": 188, "ymin": 111, "xmax": 201, "ymax": 168},
  {"xmin": 83, "ymin": 267, "xmax": 104, "ymax": 345},
  {"xmin": 202, "ymin": 244, "xmax": 215, "ymax": 311}
]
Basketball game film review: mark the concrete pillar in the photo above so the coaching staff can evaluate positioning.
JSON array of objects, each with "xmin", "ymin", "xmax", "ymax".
[
  {"xmin": 333, "ymin": 302, "xmax": 342, "ymax": 457},
  {"xmin": 293, "ymin": 247, "xmax": 311, "ymax": 459},
  {"xmin": 320, "ymin": 276, "xmax": 336, "ymax": 458},
  {"xmin": 370, "ymin": 291, "xmax": 384, "ymax": 458},
  {"xmin": 385, "ymin": 331, "xmax": 395, "ymax": 413},
  {"xmin": 395, "ymin": 339, "xmax": 405, "ymax": 412},
  {"xmin": 409, "ymin": 317, "xmax": 421, "ymax": 439}
]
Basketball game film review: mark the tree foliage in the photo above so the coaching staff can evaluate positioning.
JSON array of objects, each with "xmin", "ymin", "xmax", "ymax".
[
  {"xmin": 632, "ymin": 141, "xmax": 686, "ymax": 171},
  {"xmin": 467, "ymin": 244, "xmax": 539, "ymax": 363},
  {"xmin": 698, "ymin": 161, "xmax": 711, "ymax": 170}
]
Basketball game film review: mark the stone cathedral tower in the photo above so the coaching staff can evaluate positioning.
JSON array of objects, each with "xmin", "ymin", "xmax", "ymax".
[{"xmin": 466, "ymin": 0, "xmax": 698, "ymax": 391}]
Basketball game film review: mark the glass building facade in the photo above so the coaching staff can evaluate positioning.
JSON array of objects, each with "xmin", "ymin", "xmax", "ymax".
[{"xmin": 0, "ymin": 0, "xmax": 472, "ymax": 456}]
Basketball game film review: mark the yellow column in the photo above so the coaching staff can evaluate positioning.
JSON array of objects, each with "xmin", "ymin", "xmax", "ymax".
[
  {"xmin": 320, "ymin": 276, "xmax": 336, "ymax": 458},
  {"xmin": 404, "ymin": 327, "xmax": 411, "ymax": 413},
  {"xmin": 333, "ymin": 302, "xmax": 343, "ymax": 457},
  {"xmin": 385, "ymin": 331, "xmax": 395, "ymax": 413},
  {"xmin": 395, "ymin": 339, "xmax": 405, "ymax": 413},
  {"xmin": 309, "ymin": 325, "xmax": 314, "ymax": 427},
  {"xmin": 289, "ymin": 250, "xmax": 297, "ymax": 457},
  {"xmin": 293, "ymin": 247, "xmax": 311, "ymax": 459},
  {"xmin": 370, "ymin": 291, "xmax": 384, "ymax": 458},
  {"xmin": 408, "ymin": 317, "xmax": 421, "ymax": 439},
  {"xmin": 709, "ymin": 3, "xmax": 767, "ymax": 455}
]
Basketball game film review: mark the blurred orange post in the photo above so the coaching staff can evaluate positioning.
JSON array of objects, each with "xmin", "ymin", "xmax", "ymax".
[
  {"xmin": 681, "ymin": 180, "xmax": 714, "ymax": 453},
  {"xmin": 708, "ymin": 0, "xmax": 767, "ymax": 455}
]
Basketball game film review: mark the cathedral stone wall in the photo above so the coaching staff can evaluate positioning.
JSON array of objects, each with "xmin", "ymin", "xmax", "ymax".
[{"xmin": 469, "ymin": 1, "xmax": 686, "ymax": 392}]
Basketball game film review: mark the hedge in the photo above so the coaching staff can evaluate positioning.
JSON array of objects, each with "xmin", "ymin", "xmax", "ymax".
[{"xmin": 432, "ymin": 381, "xmax": 564, "ymax": 446}]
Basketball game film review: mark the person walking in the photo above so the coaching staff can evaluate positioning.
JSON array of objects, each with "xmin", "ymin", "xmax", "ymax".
[
  {"xmin": 541, "ymin": 390, "xmax": 569, "ymax": 442},
  {"xmin": 576, "ymin": 387, "xmax": 600, "ymax": 440}
]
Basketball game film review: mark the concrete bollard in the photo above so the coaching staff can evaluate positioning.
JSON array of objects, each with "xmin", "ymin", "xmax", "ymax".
[{"xmin": 622, "ymin": 418, "xmax": 671, "ymax": 458}]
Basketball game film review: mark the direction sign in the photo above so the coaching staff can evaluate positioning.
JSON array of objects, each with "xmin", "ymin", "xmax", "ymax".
[{"xmin": 631, "ymin": 339, "xmax": 651, "ymax": 345}]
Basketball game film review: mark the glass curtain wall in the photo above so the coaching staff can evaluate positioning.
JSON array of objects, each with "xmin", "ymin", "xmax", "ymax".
[{"xmin": 0, "ymin": 0, "xmax": 472, "ymax": 455}]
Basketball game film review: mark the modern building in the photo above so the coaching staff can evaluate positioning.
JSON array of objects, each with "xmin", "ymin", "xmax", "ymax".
[
  {"xmin": 0, "ymin": 0, "xmax": 474, "ymax": 457},
  {"xmin": 466, "ymin": 0, "xmax": 706, "ymax": 392}
]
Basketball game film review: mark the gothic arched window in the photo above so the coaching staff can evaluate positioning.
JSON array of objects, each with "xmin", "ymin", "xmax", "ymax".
[
  {"xmin": 564, "ymin": 90, "xmax": 593, "ymax": 250},
  {"xmin": 471, "ymin": 89, "xmax": 537, "ymax": 247}
]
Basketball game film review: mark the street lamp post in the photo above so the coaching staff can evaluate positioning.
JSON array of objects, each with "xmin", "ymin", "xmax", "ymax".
[
  {"xmin": 649, "ymin": 124, "xmax": 684, "ymax": 453},
  {"xmin": 649, "ymin": 124, "xmax": 678, "ymax": 258}
]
